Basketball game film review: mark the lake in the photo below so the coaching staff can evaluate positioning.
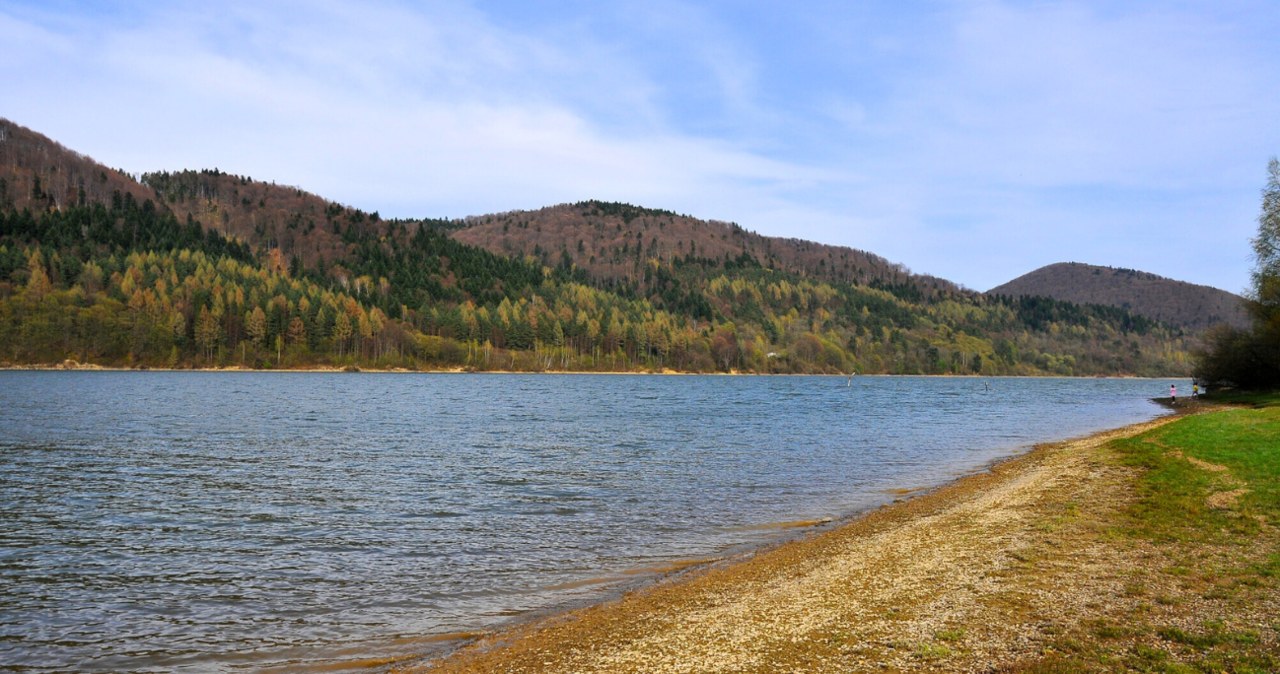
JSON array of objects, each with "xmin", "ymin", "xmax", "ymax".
[{"xmin": 0, "ymin": 372, "xmax": 1179, "ymax": 672}]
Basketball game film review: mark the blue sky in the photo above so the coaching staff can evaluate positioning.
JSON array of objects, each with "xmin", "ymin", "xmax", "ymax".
[{"xmin": 3, "ymin": 1, "xmax": 1278, "ymax": 293}]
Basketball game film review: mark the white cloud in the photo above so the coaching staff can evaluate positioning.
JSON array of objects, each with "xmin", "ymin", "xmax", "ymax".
[
  {"xmin": 2, "ymin": 0, "xmax": 814, "ymax": 215},
  {"xmin": 798, "ymin": 2, "xmax": 1280, "ymax": 290},
  {"xmin": 870, "ymin": 3, "xmax": 1266, "ymax": 188},
  {"xmin": 2, "ymin": 0, "xmax": 1277, "ymax": 293}
]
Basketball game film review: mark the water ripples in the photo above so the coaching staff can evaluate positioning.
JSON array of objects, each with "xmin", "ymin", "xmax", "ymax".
[{"xmin": 0, "ymin": 372, "xmax": 1177, "ymax": 672}]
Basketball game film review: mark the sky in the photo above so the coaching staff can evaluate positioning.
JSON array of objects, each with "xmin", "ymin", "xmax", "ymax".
[{"xmin": 3, "ymin": 1, "xmax": 1279, "ymax": 293}]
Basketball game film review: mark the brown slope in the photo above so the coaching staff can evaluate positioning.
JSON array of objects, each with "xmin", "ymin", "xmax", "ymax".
[
  {"xmin": 449, "ymin": 201, "xmax": 961, "ymax": 297},
  {"xmin": 0, "ymin": 118, "xmax": 155, "ymax": 212},
  {"xmin": 987, "ymin": 262, "xmax": 1248, "ymax": 331},
  {"xmin": 140, "ymin": 169, "xmax": 388, "ymax": 269},
  {"xmin": 0, "ymin": 118, "xmax": 974, "ymax": 306},
  {"xmin": 0, "ymin": 118, "xmax": 393, "ymax": 271}
]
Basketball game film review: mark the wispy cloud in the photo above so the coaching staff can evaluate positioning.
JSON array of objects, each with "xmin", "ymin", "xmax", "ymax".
[
  {"xmin": 794, "ymin": 2, "xmax": 1278, "ymax": 290},
  {"xmin": 2, "ymin": 0, "xmax": 1277, "ymax": 292}
]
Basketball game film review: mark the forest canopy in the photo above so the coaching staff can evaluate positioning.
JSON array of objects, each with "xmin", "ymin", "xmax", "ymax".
[
  {"xmin": 1195, "ymin": 158, "xmax": 1280, "ymax": 388},
  {"xmin": 0, "ymin": 195, "xmax": 1191, "ymax": 375},
  {"xmin": 0, "ymin": 117, "xmax": 1196, "ymax": 375}
]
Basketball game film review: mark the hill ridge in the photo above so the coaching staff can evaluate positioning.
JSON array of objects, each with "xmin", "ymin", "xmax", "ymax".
[
  {"xmin": 0, "ymin": 117, "xmax": 1200, "ymax": 376},
  {"xmin": 987, "ymin": 261, "xmax": 1247, "ymax": 331},
  {"xmin": 0, "ymin": 119, "xmax": 156, "ymax": 212},
  {"xmin": 447, "ymin": 200, "xmax": 963, "ymax": 301}
]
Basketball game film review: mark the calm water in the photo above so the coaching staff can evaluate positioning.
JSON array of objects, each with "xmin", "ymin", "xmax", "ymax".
[{"xmin": 0, "ymin": 372, "xmax": 1178, "ymax": 672}]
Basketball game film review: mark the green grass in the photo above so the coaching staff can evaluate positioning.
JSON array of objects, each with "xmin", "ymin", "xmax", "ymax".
[
  {"xmin": 913, "ymin": 641, "xmax": 953, "ymax": 660},
  {"xmin": 1112, "ymin": 396, "xmax": 1280, "ymax": 540},
  {"xmin": 1008, "ymin": 393, "xmax": 1280, "ymax": 673},
  {"xmin": 934, "ymin": 627, "xmax": 966, "ymax": 642},
  {"xmin": 1157, "ymin": 621, "xmax": 1260, "ymax": 649},
  {"xmin": 1202, "ymin": 390, "xmax": 1280, "ymax": 408}
]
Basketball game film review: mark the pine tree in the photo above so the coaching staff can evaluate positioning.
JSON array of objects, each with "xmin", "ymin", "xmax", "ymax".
[
  {"xmin": 24, "ymin": 250, "xmax": 52, "ymax": 299},
  {"xmin": 195, "ymin": 305, "xmax": 221, "ymax": 362},
  {"xmin": 245, "ymin": 306, "xmax": 267, "ymax": 345},
  {"xmin": 286, "ymin": 316, "xmax": 307, "ymax": 346},
  {"xmin": 1251, "ymin": 158, "xmax": 1280, "ymax": 314},
  {"xmin": 332, "ymin": 311, "xmax": 353, "ymax": 356},
  {"xmin": 1196, "ymin": 157, "xmax": 1280, "ymax": 388},
  {"xmin": 1250, "ymin": 158, "xmax": 1280, "ymax": 378}
]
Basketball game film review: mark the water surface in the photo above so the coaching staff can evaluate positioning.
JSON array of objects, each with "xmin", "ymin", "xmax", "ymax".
[{"xmin": 0, "ymin": 372, "xmax": 1178, "ymax": 671}]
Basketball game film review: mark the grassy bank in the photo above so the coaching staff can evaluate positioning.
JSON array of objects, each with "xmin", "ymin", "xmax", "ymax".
[
  {"xmin": 398, "ymin": 398, "xmax": 1279, "ymax": 673},
  {"xmin": 1024, "ymin": 395, "xmax": 1280, "ymax": 673}
]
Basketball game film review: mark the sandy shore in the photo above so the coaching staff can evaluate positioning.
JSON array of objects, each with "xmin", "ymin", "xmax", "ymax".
[
  {"xmin": 393, "ymin": 415, "xmax": 1200, "ymax": 673},
  {"xmin": 0, "ymin": 362, "xmax": 696, "ymax": 375}
]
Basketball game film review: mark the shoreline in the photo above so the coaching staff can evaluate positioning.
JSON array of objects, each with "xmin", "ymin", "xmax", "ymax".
[
  {"xmin": 0, "ymin": 361, "xmax": 1178, "ymax": 380},
  {"xmin": 5, "ymin": 373, "xmax": 1224, "ymax": 671},
  {"xmin": 388, "ymin": 413, "xmax": 1187, "ymax": 673}
]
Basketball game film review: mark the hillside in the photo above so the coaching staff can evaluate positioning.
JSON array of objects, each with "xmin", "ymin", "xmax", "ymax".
[
  {"xmin": 0, "ymin": 117, "xmax": 1195, "ymax": 376},
  {"xmin": 0, "ymin": 121, "xmax": 155, "ymax": 212},
  {"xmin": 448, "ymin": 201, "xmax": 959, "ymax": 298},
  {"xmin": 141, "ymin": 168, "xmax": 385, "ymax": 271},
  {"xmin": 987, "ymin": 262, "xmax": 1248, "ymax": 331}
]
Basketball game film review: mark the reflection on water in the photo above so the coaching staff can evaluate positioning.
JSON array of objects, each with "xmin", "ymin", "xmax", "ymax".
[{"xmin": 0, "ymin": 372, "xmax": 1176, "ymax": 671}]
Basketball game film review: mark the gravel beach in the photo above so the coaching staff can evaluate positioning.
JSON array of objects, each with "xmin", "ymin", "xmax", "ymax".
[{"xmin": 396, "ymin": 412, "xmax": 1271, "ymax": 673}]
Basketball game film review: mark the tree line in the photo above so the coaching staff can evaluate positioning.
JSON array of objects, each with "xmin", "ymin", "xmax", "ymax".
[
  {"xmin": 1196, "ymin": 158, "xmax": 1280, "ymax": 388},
  {"xmin": 1, "ymin": 194, "xmax": 1193, "ymax": 375}
]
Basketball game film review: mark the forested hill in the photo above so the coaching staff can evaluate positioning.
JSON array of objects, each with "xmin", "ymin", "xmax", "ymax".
[
  {"xmin": 0, "ymin": 121, "xmax": 155, "ymax": 212},
  {"xmin": 988, "ymin": 262, "xmax": 1248, "ymax": 332},
  {"xmin": 137, "ymin": 171, "xmax": 957, "ymax": 302},
  {"xmin": 0, "ymin": 119, "xmax": 396, "ymax": 272},
  {"xmin": 141, "ymin": 168, "xmax": 386, "ymax": 271},
  {"xmin": 0, "ymin": 117, "xmax": 1195, "ymax": 376},
  {"xmin": 447, "ymin": 201, "xmax": 960, "ymax": 298}
]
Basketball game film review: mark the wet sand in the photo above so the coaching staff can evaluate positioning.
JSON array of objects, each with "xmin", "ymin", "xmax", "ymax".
[{"xmin": 393, "ymin": 416, "xmax": 1186, "ymax": 673}]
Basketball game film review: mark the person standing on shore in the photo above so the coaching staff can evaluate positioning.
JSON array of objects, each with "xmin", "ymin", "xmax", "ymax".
[{"xmin": 1170, "ymin": 384, "xmax": 1177, "ymax": 405}]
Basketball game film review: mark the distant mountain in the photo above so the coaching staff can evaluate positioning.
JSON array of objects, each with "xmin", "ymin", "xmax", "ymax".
[
  {"xmin": 0, "ymin": 117, "xmax": 1199, "ymax": 376},
  {"xmin": 0, "ymin": 120, "xmax": 156, "ymax": 212},
  {"xmin": 447, "ymin": 201, "xmax": 960, "ymax": 298},
  {"xmin": 0, "ymin": 119, "xmax": 396, "ymax": 269},
  {"xmin": 141, "ymin": 168, "xmax": 381, "ymax": 271},
  {"xmin": 987, "ymin": 262, "xmax": 1249, "ymax": 331}
]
